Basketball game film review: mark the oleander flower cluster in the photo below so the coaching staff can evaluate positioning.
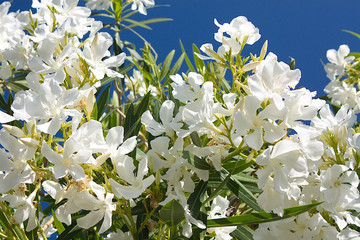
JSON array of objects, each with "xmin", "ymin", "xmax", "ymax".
[{"xmin": 0, "ymin": 0, "xmax": 360, "ymax": 239}]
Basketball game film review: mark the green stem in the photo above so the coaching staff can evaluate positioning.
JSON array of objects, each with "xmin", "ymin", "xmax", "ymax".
[{"xmin": 137, "ymin": 207, "xmax": 157, "ymax": 235}]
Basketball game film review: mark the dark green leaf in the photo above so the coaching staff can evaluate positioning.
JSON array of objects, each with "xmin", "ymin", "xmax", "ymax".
[
  {"xmin": 222, "ymin": 160, "xmax": 254, "ymax": 175},
  {"xmin": 220, "ymin": 170, "xmax": 262, "ymax": 212},
  {"xmin": 232, "ymin": 225, "xmax": 254, "ymax": 240},
  {"xmin": 183, "ymin": 151, "xmax": 212, "ymax": 170},
  {"xmin": 289, "ymin": 57, "xmax": 295, "ymax": 70},
  {"xmin": 207, "ymin": 202, "xmax": 322, "ymax": 227},
  {"xmin": 96, "ymin": 84, "xmax": 111, "ymax": 120},
  {"xmin": 187, "ymin": 180, "xmax": 207, "ymax": 218},
  {"xmin": 113, "ymin": 32, "xmax": 122, "ymax": 55},
  {"xmin": 52, "ymin": 210, "xmax": 65, "ymax": 234},
  {"xmin": 159, "ymin": 199, "xmax": 185, "ymax": 227},
  {"xmin": 57, "ymin": 222, "xmax": 84, "ymax": 240},
  {"xmin": 135, "ymin": 91, "xmax": 151, "ymax": 118},
  {"xmin": 190, "ymin": 131, "xmax": 202, "ymax": 147},
  {"xmin": 0, "ymin": 93, "xmax": 11, "ymax": 112},
  {"xmin": 136, "ymin": 214, "xmax": 149, "ymax": 239},
  {"xmin": 7, "ymin": 80, "xmax": 29, "ymax": 93}
]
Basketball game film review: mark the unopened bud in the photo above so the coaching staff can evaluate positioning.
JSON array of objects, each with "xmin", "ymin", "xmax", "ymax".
[
  {"xmin": 20, "ymin": 137, "xmax": 39, "ymax": 148},
  {"xmin": 95, "ymin": 153, "xmax": 111, "ymax": 167},
  {"xmin": 260, "ymin": 40, "xmax": 268, "ymax": 60},
  {"xmin": 85, "ymin": 88, "xmax": 96, "ymax": 114},
  {"xmin": 242, "ymin": 61, "xmax": 260, "ymax": 72},
  {"xmin": 2, "ymin": 124, "xmax": 25, "ymax": 138}
]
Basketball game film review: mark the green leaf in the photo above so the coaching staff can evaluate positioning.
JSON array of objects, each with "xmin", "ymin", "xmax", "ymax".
[
  {"xmin": 159, "ymin": 50, "xmax": 175, "ymax": 81},
  {"xmin": 187, "ymin": 180, "xmax": 207, "ymax": 218},
  {"xmin": 96, "ymin": 84, "xmax": 111, "ymax": 120},
  {"xmin": 180, "ymin": 40, "xmax": 195, "ymax": 72},
  {"xmin": 7, "ymin": 80, "xmax": 29, "ymax": 93},
  {"xmin": 193, "ymin": 44, "xmax": 205, "ymax": 72},
  {"xmin": 136, "ymin": 214, "xmax": 149, "ymax": 239},
  {"xmin": 52, "ymin": 210, "xmax": 65, "ymax": 234},
  {"xmin": 123, "ymin": 103, "xmax": 136, "ymax": 139},
  {"xmin": 190, "ymin": 131, "xmax": 202, "ymax": 147},
  {"xmin": 0, "ymin": 93, "xmax": 11, "ymax": 113},
  {"xmin": 169, "ymin": 53, "xmax": 185, "ymax": 76},
  {"xmin": 123, "ymin": 91, "xmax": 151, "ymax": 139},
  {"xmin": 0, "ymin": 209, "xmax": 30, "ymax": 240},
  {"xmin": 138, "ymin": 18, "xmax": 172, "ymax": 25},
  {"xmin": 289, "ymin": 57, "xmax": 295, "ymax": 70},
  {"xmin": 348, "ymin": 52, "xmax": 360, "ymax": 58},
  {"xmin": 159, "ymin": 199, "xmax": 185, "ymax": 227},
  {"xmin": 222, "ymin": 160, "xmax": 254, "ymax": 175},
  {"xmin": 123, "ymin": 18, "xmax": 152, "ymax": 30},
  {"xmin": 57, "ymin": 222, "xmax": 83, "ymax": 240},
  {"xmin": 220, "ymin": 77, "xmax": 231, "ymax": 93},
  {"xmin": 207, "ymin": 202, "xmax": 322, "ymax": 227},
  {"xmin": 113, "ymin": 32, "xmax": 122, "ymax": 55},
  {"xmin": 183, "ymin": 151, "xmax": 212, "ymax": 170},
  {"xmin": 343, "ymin": 29, "xmax": 360, "ymax": 39},
  {"xmin": 135, "ymin": 91, "xmax": 151, "ymax": 119},
  {"xmin": 232, "ymin": 225, "xmax": 254, "ymax": 240},
  {"xmin": 220, "ymin": 170, "xmax": 262, "ymax": 212}
]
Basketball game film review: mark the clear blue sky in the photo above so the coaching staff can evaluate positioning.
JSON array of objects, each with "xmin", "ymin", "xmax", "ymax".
[{"xmin": 9, "ymin": 0, "xmax": 360, "ymax": 96}]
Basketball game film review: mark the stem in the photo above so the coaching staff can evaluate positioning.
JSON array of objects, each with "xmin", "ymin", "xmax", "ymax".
[
  {"xmin": 0, "ymin": 232, "xmax": 11, "ymax": 239},
  {"xmin": 137, "ymin": 207, "xmax": 157, "ymax": 235}
]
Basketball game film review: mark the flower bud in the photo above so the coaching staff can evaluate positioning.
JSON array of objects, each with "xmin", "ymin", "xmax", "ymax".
[
  {"xmin": 20, "ymin": 137, "xmax": 39, "ymax": 148},
  {"xmin": 2, "ymin": 124, "xmax": 25, "ymax": 138}
]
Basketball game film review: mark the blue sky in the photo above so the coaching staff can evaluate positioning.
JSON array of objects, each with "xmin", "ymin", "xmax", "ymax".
[{"xmin": 9, "ymin": 0, "xmax": 360, "ymax": 96}]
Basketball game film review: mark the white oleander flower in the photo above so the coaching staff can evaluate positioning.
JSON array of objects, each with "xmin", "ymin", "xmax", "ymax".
[
  {"xmin": 0, "ymin": 129, "xmax": 36, "ymax": 194},
  {"xmin": 214, "ymin": 16, "xmax": 260, "ymax": 55},
  {"xmin": 109, "ymin": 156, "xmax": 155, "ymax": 200},
  {"xmin": 248, "ymin": 52, "xmax": 301, "ymax": 110},
  {"xmin": 141, "ymin": 100, "xmax": 182, "ymax": 137},
  {"xmin": 324, "ymin": 44, "xmax": 354, "ymax": 81},
  {"xmin": 82, "ymin": 32, "xmax": 126, "ymax": 80},
  {"xmin": 41, "ymin": 139, "xmax": 94, "ymax": 181},
  {"xmin": 76, "ymin": 182, "xmax": 116, "ymax": 234},
  {"xmin": 130, "ymin": 0, "xmax": 155, "ymax": 15}
]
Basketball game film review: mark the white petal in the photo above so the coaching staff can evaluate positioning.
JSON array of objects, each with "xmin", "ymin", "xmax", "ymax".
[
  {"xmin": 159, "ymin": 100, "xmax": 175, "ymax": 125},
  {"xmin": 106, "ymin": 126, "xmax": 124, "ymax": 147},
  {"xmin": 77, "ymin": 210, "xmax": 104, "ymax": 229},
  {"xmin": 0, "ymin": 111, "xmax": 15, "ymax": 123}
]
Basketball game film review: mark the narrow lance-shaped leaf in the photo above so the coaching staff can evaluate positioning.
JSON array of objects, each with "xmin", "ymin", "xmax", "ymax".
[
  {"xmin": 159, "ymin": 199, "xmax": 185, "ymax": 227},
  {"xmin": 180, "ymin": 40, "xmax": 196, "ymax": 72},
  {"xmin": 52, "ymin": 210, "xmax": 65, "ymax": 234},
  {"xmin": 187, "ymin": 180, "xmax": 208, "ymax": 218},
  {"xmin": 231, "ymin": 225, "xmax": 254, "ymax": 240},
  {"xmin": 343, "ymin": 29, "xmax": 360, "ymax": 39},
  {"xmin": 159, "ymin": 50, "xmax": 175, "ymax": 81},
  {"xmin": 193, "ymin": 44, "xmax": 205, "ymax": 72},
  {"xmin": 207, "ymin": 202, "xmax": 322, "ymax": 228},
  {"xmin": 96, "ymin": 84, "xmax": 111, "ymax": 120},
  {"xmin": 220, "ymin": 169, "xmax": 262, "ymax": 212}
]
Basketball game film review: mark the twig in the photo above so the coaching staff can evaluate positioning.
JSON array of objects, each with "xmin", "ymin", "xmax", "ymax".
[{"xmin": 108, "ymin": 104, "xmax": 126, "ymax": 119}]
